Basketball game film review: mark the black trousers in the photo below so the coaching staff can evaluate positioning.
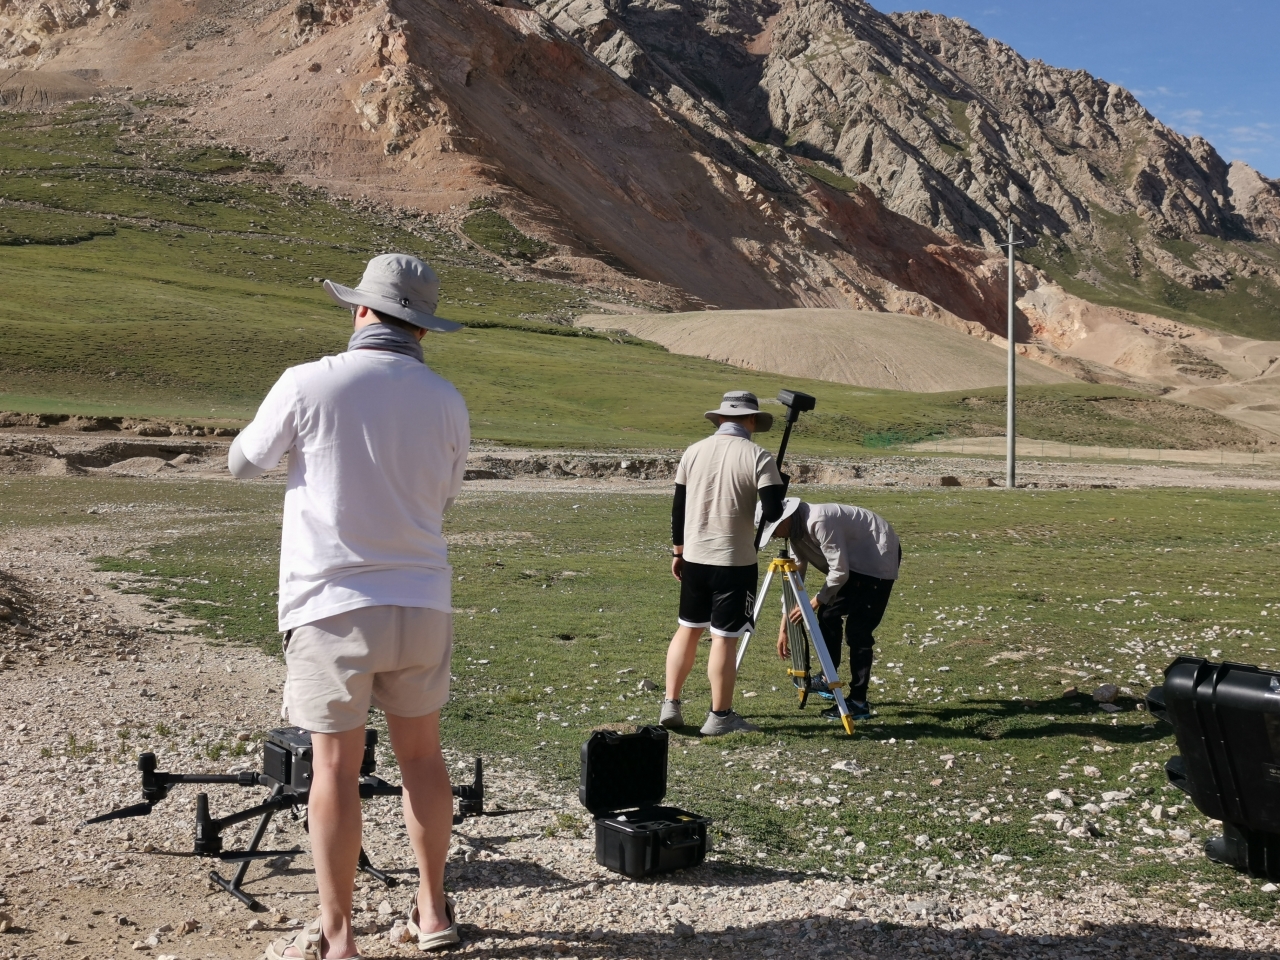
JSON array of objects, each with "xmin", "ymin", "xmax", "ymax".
[{"xmin": 816, "ymin": 572, "xmax": 895, "ymax": 703}]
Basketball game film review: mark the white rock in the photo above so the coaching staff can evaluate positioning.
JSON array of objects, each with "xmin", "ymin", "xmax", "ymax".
[
  {"xmin": 1261, "ymin": 883, "xmax": 1278, "ymax": 893},
  {"xmin": 1092, "ymin": 684, "xmax": 1119, "ymax": 703},
  {"xmin": 377, "ymin": 900, "xmax": 394, "ymax": 916},
  {"xmin": 245, "ymin": 918, "xmax": 266, "ymax": 931}
]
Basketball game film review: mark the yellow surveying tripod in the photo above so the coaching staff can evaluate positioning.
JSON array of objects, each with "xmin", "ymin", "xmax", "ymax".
[
  {"xmin": 735, "ymin": 552, "xmax": 856, "ymax": 736},
  {"xmin": 735, "ymin": 389, "xmax": 856, "ymax": 736}
]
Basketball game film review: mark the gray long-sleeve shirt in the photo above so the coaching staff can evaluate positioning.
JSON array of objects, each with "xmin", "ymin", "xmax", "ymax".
[{"xmin": 790, "ymin": 502, "xmax": 900, "ymax": 604}]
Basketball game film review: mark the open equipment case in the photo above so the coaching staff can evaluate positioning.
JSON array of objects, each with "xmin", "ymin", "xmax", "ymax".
[{"xmin": 579, "ymin": 726, "xmax": 711, "ymax": 878}]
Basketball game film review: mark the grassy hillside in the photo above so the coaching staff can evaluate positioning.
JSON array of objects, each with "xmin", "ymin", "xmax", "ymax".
[{"xmin": 0, "ymin": 103, "xmax": 1260, "ymax": 452}]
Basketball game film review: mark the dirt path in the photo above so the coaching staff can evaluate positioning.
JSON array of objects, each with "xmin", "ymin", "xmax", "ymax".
[
  {"xmin": 6, "ymin": 432, "xmax": 1277, "ymax": 494},
  {"xmin": 1, "ymin": 494, "xmax": 1278, "ymax": 959}
]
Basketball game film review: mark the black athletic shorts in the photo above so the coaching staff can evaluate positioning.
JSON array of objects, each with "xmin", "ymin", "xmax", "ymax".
[{"xmin": 677, "ymin": 561, "xmax": 758, "ymax": 638}]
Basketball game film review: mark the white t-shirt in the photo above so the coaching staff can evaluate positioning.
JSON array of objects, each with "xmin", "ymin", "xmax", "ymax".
[
  {"xmin": 236, "ymin": 350, "xmax": 470, "ymax": 631},
  {"xmin": 675, "ymin": 433, "xmax": 783, "ymax": 567}
]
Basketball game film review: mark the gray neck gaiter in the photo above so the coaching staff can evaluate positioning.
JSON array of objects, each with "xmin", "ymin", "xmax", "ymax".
[
  {"xmin": 716, "ymin": 421, "xmax": 752, "ymax": 440},
  {"xmin": 347, "ymin": 322, "xmax": 424, "ymax": 363}
]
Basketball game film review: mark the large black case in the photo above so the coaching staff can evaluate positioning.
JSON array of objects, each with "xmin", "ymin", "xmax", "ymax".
[
  {"xmin": 579, "ymin": 726, "xmax": 711, "ymax": 878},
  {"xmin": 1147, "ymin": 656, "xmax": 1280, "ymax": 879}
]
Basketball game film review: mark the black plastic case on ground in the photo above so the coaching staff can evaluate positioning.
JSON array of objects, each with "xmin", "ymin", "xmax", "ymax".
[
  {"xmin": 579, "ymin": 726, "xmax": 711, "ymax": 878},
  {"xmin": 1147, "ymin": 656, "xmax": 1280, "ymax": 879}
]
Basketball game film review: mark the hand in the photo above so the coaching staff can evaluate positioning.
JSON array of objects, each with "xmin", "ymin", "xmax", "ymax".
[
  {"xmin": 788, "ymin": 594, "xmax": 821, "ymax": 624},
  {"xmin": 776, "ymin": 624, "xmax": 789, "ymax": 658},
  {"xmin": 671, "ymin": 555, "xmax": 684, "ymax": 581}
]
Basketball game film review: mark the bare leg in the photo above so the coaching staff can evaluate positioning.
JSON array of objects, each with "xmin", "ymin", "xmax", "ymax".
[
  {"xmin": 664, "ymin": 625, "xmax": 705, "ymax": 701},
  {"xmin": 296, "ymin": 726, "xmax": 365, "ymax": 960},
  {"xmin": 386, "ymin": 710, "xmax": 453, "ymax": 933},
  {"xmin": 707, "ymin": 634, "xmax": 738, "ymax": 712}
]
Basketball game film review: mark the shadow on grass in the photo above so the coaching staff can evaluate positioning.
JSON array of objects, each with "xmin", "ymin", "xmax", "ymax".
[{"xmin": 711, "ymin": 693, "xmax": 1170, "ymax": 746}]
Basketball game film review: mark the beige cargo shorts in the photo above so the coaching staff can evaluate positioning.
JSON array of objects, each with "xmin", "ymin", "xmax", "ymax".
[{"xmin": 282, "ymin": 605, "xmax": 453, "ymax": 734}]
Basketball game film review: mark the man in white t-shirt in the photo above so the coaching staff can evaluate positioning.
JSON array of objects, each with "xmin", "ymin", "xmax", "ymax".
[
  {"xmin": 229, "ymin": 254, "xmax": 469, "ymax": 959},
  {"xmin": 662, "ymin": 391, "xmax": 785, "ymax": 736}
]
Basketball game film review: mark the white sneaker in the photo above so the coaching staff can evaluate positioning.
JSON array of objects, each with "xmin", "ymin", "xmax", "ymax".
[
  {"xmin": 659, "ymin": 699, "xmax": 684, "ymax": 728},
  {"xmin": 699, "ymin": 711, "xmax": 760, "ymax": 736}
]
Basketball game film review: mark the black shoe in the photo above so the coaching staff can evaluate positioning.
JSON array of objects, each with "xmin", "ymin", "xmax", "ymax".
[{"xmin": 822, "ymin": 700, "xmax": 872, "ymax": 721}]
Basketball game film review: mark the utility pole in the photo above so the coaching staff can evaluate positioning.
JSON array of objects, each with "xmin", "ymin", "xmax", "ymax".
[{"xmin": 1001, "ymin": 217, "xmax": 1024, "ymax": 490}]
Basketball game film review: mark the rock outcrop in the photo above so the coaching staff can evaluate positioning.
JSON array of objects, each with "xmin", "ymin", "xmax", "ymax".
[{"xmin": 539, "ymin": 0, "xmax": 1280, "ymax": 296}]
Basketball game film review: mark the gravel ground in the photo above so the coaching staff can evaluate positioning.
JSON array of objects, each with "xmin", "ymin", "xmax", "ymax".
[{"xmin": 2, "ymin": 480, "xmax": 1279, "ymax": 960}]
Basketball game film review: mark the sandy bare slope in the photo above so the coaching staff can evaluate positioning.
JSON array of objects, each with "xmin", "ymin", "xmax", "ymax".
[{"xmin": 577, "ymin": 309, "xmax": 1072, "ymax": 393}]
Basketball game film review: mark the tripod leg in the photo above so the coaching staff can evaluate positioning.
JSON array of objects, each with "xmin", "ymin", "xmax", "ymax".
[
  {"xmin": 357, "ymin": 847, "xmax": 399, "ymax": 887},
  {"xmin": 786, "ymin": 571, "xmax": 855, "ymax": 736},
  {"xmin": 734, "ymin": 566, "xmax": 776, "ymax": 672},
  {"xmin": 783, "ymin": 579, "xmax": 810, "ymax": 708}
]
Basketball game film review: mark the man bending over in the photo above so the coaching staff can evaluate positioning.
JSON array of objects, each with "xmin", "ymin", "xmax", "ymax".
[{"xmin": 761, "ymin": 498, "xmax": 900, "ymax": 721}]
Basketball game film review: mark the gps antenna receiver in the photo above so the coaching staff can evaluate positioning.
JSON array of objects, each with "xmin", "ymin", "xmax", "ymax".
[{"xmin": 753, "ymin": 389, "xmax": 816, "ymax": 550}]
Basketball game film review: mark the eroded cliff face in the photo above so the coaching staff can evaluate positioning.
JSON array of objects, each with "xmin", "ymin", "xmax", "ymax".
[{"xmin": 540, "ymin": 0, "xmax": 1280, "ymax": 305}]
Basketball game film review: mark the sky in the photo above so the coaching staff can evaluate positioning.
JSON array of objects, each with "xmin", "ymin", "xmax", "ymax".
[{"xmin": 879, "ymin": 1, "xmax": 1280, "ymax": 178}]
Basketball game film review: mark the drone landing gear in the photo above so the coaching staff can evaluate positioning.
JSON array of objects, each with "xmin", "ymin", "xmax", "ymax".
[{"xmin": 197, "ymin": 782, "xmax": 401, "ymax": 911}]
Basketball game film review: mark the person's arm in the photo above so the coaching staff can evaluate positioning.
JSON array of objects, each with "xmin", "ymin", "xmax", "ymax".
[
  {"xmin": 228, "ymin": 371, "xmax": 298, "ymax": 481},
  {"xmin": 446, "ymin": 393, "xmax": 471, "ymax": 513},
  {"xmin": 814, "ymin": 516, "xmax": 849, "ymax": 605},
  {"xmin": 671, "ymin": 483, "xmax": 687, "ymax": 580},
  {"xmin": 227, "ymin": 435, "xmax": 267, "ymax": 480},
  {"xmin": 758, "ymin": 483, "xmax": 785, "ymax": 524}
]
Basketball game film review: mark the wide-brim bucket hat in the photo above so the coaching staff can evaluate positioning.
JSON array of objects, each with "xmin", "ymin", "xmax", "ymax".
[
  {"xmin": 705, "ymin": 390, "xmax": 773, "ymax": 432},
  {"xmin": 754, "ymin": 496, "xmax": 802, "ymax": 545},
  {"xmin": 324, "ymin": 253, "xmax": 462, "ymax": 332}
]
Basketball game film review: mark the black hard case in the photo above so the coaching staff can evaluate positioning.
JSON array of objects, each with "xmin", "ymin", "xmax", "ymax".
[
  {"xmin": 1147, "ymin": 656, "xmax": 1280, "ymax": 879},
  {"xmin": 579, "ymin": 726, "xmax": 711, "ymax": 878}
]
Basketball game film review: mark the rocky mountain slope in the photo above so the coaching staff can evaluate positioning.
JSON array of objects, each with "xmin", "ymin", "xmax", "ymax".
[{"xmin": 2, "ymin": 0, "xmax": 1280, "ymax": 436}]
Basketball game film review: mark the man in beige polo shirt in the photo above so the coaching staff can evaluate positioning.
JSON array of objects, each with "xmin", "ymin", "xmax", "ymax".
[{"xmin": 661, "ymin": 391, "xmax": 785, "ymax": 736}]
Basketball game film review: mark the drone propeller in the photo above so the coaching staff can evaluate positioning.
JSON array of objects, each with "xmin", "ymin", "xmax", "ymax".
[
  {"xmin": 84, "ymin": 802, "xmax": 154, "ymax": 825},
  {"xmin": 133, "ymin": 848, "xmax": 301, "ymax": 862}
]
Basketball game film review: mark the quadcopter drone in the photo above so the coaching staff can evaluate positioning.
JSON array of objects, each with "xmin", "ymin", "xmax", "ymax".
[{"xmin": 88, "ymin": 726, "xmax": 521, "ymax": 911}]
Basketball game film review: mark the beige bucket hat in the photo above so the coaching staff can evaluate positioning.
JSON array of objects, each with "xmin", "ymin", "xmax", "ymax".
[
  {"xmin": 705, "ymin": 390, "xmax": 774, "ymax": 432},
  {"xmin": 323, "ymin": 253, "xmax": 462, "ymax": 332}
]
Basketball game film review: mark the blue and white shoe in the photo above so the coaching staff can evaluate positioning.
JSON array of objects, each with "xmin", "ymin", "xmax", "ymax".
[
  {"xmin": 794, "ymin": 676, "xmax": 837, "ymax": 701},
  {"xmin": 822, "ymin": 700, "xmax": 873, "ymax": 721}
]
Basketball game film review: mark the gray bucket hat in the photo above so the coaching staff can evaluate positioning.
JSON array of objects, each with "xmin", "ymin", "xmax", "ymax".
[
  {"xmin": 754, "ymin": 496, "xmax": 802, "ymax": 545},
  {"xmin": 705, "ymin": 390, "xmax": 773, "ymax": 432},
  {"xmin": 323, "ymin": 254, "xmax": 462, "ymax": 332}
]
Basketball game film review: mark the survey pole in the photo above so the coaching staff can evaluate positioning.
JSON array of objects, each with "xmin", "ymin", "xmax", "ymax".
[{"xmin": 1006, "ymin": 217, "xmax": 1016, "ymax": 489}]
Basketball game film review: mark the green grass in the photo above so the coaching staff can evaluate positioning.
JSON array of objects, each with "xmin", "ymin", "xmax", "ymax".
[
  {"xmin": 798, "ymin": 160, "xmax": 860, "ymax": 194},
  {"xmin": 460, "ymin": 210, "xmax": 550, "ymax": 262},
  {"xmin": 1, "ymin": 476, "xmax": 1262, "ymax": 915}
]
